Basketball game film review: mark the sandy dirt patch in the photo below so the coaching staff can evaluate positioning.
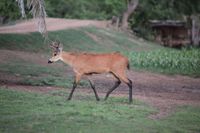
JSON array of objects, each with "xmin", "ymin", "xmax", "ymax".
[{"xmin": 0, "ymin": 18, "xmax": 108, "ymax": 34}]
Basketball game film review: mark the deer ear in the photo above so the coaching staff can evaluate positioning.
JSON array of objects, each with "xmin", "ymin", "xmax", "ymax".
[
  {"xmin": 58, "ymin": 43, "xmax": 63, "ymax": 52},
  {"xmin": 58, "ymin": 47, "xmax": 63, "ymax": 52},
  {"xmin": 54, "ymin": 40, "xmax": 60, "ymax": 48}
]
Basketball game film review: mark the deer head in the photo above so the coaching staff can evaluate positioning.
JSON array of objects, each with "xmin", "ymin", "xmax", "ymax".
[{"xmin": 48, "ymin": 40, "xmax": 63, "ymax": 63}]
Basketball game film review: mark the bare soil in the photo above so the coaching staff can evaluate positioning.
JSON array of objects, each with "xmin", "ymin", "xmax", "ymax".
[{"xmin": 0, "ymin": 18, "xmax": 108, "ymax": 33}]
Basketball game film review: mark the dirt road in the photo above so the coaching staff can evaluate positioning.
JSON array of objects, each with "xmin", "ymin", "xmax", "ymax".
[{"xmin": 0, "ymin": 18, "xmax": 108, "ymax": 33}]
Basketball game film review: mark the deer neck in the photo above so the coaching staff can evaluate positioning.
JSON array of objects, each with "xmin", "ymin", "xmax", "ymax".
[{"xmin": 60, "ymin": 51, "xmax": 76, "ymax": 67}]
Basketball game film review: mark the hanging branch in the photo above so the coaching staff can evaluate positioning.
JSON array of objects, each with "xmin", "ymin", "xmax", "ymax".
[
  {"xmin": 16, "ymin": 0, "xmax": 26, "ymax": 18},
  {"xmin": 16, "ymin": 0, "xmax": 48, "ymax": 37}
]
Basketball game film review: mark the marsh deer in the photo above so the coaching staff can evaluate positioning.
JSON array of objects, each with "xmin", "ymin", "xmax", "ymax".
[{"xmin": 48, "ymin": 41, "xmax": 133, "ymax": 103}]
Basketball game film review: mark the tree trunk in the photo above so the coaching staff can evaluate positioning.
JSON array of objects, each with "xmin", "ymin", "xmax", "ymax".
[{"xmin": 121, "ymin": 0, "xmax": 139, "ymax": 30}]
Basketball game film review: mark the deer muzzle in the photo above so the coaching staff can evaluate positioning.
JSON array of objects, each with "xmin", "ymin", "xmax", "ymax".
[{"xmin": 48, "ymin": 60, "xmax": 53, "ymax": 64}]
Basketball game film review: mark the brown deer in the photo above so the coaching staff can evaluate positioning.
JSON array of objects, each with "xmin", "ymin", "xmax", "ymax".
[{"xmin": 48, "ymin": 41, "xmax": 133, "ymax": 103}]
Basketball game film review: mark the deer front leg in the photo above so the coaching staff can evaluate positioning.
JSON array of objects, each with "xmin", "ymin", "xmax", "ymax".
[
  {"xmin": 67, "ymin": 74, "xmax": 82, "ymax": 100},
  {"xmin": 127, "ymin": 79, "xmax": 133, "ymax": 103},
  {"xmin": 88, "ymin": 79, "xmax": 100, "ymax": 101}
]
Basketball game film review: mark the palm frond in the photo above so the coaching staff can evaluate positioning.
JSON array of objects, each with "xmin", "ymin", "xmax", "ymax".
[
  {"xmin": 16, "ymin": 0, "xmax": 26, "ymax": 18},
  {"xmin": 16, "ymin": 0, "xmax": 48, "ymax": 37}
]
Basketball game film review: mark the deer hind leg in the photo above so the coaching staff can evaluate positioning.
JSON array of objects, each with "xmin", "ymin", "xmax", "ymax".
[
  {"xmin": 127, "ymin": 79, "xmax": 132, "ymax": 103},
  {"xmin": 88, "ymin": 79, "xmax": 100, "ymax": 101},
  {"xmin": 104, "ymin": 75, "xmax": 121, "ymax": 100},
  {"xmin": 112, "ymin": 70, "xmax": 133, "ymax": 103},
  {"xmin": 67, "ymin": 73, "xmax": 82, "ymax": 100}
]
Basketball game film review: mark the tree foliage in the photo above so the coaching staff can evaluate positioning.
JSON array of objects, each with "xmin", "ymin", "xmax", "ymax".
[
  {"xmin": 15, "ymin": 0, "xmax": 47, "ymax": 37},
  {"xmin": 3, "ymin": 0, "xmax": 200, "ymax": 22},
  {"xmin": 1, "ymin": 0, "xmax": 200, "ymax": 38},
  {"xmin": 45, "ymin": 0, "xmax": 125, "ymax": 20},
  {"xmin": 0, "ymin": 0, "xmax": 21, "ymax": 24},
  {"xmin": 130, "ymin": 0, "xmax": 200, "ymax": 39}
]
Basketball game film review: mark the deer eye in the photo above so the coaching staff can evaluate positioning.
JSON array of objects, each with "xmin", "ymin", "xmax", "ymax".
[{"xmin": 54, "ymin": 53, "xmax": 57, "ymax": 56}]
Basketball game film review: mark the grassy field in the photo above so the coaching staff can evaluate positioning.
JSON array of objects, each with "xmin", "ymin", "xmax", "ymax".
[
  {"xmin": 0, "ymin": 27, "xmax": 199, "ymax": 88},
  {"xmin": 0, "ymin": 88, "xmax": 200, "ymax": 133},
  {"xmin": 0, "ymin": 26, "xmax": 159, "ymax": 88},
  {"xmin": 0, "ymin": 27, "xmax": 199, "ymax": 76},
  {"xmin": 0, "ymin": 27, "xmax": 160, "ymax": 52}
]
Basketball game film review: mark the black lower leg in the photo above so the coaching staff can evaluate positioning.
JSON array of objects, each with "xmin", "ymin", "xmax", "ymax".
[
  {"xmin": 88, "ymin": 80, "xmax": 100, "ymax": 101},
  {"xmin": 104, "ymin": 80, "xmax": 121, "ymax": 100},
  {"xmin": 127, "ymin": 79, "xmax": 133, "ymax": 103},
  {"xmin": 67, "ymin": 81, "xmax": 77, "ymax": 100}
]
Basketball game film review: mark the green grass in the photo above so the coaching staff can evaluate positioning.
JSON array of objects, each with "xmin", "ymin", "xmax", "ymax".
[
  {"xmin": 0, "ymin": 33, "xmax": 45, "ymax": 52},
  {"xmin": 0, "ymin": 88, "xmax": 200, "ymax": 133},
  {"xmin": 0, "ymin": 27, "xmax": 160, "ymax": 53}
]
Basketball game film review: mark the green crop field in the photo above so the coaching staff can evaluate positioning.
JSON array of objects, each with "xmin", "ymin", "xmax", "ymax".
[{"xmin": 128, "ymin": 48, "xmax": 200, "ymax": 76}]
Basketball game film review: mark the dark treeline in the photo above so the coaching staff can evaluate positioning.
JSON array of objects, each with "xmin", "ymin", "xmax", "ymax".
[{"xmin": 45, "ymin": 0, "xmax": 125, "ymax": 20}]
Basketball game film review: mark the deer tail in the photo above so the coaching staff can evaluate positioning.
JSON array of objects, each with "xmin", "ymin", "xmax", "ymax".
[{"xmin": 127, "ymin": 61, "xmax": 130, "ymax": 70}]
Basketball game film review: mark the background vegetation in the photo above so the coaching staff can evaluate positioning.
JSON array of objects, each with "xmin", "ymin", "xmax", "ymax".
[
  {"xmin": 1, "ymin": 0, "xmax": 200, "ymax": 38},
  {"xmin": 0, "ymin": 0, "xmax": 21, "ymax": 24}
]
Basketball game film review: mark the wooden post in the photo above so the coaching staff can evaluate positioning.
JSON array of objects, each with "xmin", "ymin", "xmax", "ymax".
[{"xmin": 191, "ymin": 16, "xmax": 200, "ymax": 46}]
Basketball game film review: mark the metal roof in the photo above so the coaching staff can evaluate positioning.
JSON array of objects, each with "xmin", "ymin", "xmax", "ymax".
[{"xmin": 149, "ymin": 20, "xmax": 186, "ymax": 27}]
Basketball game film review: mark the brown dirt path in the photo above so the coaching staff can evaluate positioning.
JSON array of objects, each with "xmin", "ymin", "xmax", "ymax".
[{"xmin": 0, "ymin": 18, "xmax": 108, "ymax": 34}]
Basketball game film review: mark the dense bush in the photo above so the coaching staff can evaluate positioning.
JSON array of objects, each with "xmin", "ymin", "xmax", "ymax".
[
  {"xmin": 0, "ymin": 0, "xmax": 21, "ymax": 24},
  {"xmin": 45, "ymin": 0, "xmax": 125, "ymax": 20}
]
